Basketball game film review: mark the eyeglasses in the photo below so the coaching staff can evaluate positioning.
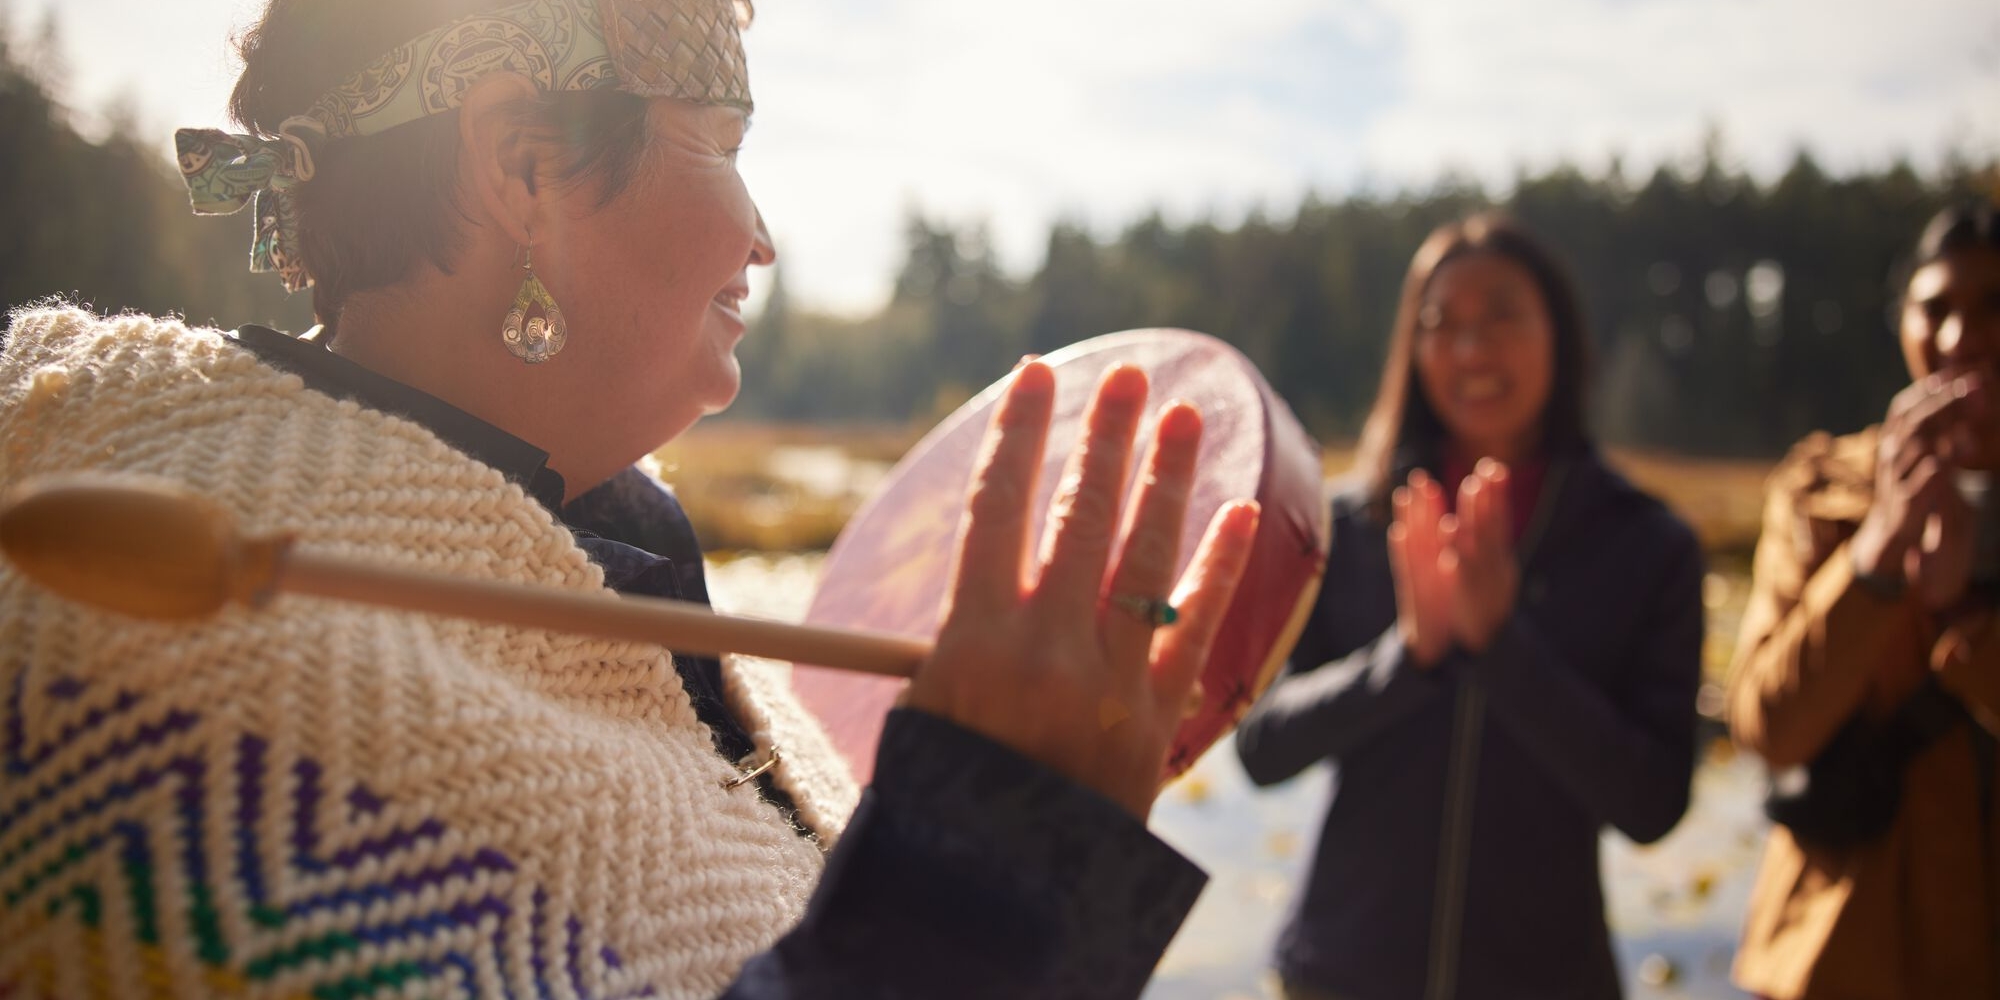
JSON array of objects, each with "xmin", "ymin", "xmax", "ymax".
[{"xmin": 1416, "ymin": 315, "xmax": 1533, "ymax": 349}]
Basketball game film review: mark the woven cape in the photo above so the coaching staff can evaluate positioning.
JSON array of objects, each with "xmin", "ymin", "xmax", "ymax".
[{"xmin": 0, "ymin": 307, "xmax": 859, "ymax": 998}]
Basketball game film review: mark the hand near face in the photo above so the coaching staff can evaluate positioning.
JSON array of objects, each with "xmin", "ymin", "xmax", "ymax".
[
  {"xmin": 907, "ymin": 361, "xmax": 1260, "ymax": 819},
  {"xmin": 1852, "ymin": 372, "xmax": 1988, "ymax": 610},
  {"xmin": 1390, "ymin": 462, "xmax": 1519, "ymax": 667}
]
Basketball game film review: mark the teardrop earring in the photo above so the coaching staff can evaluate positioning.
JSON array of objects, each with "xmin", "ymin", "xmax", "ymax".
[{"xmin": 501, "ymin": 243, "xmax": 568, "ymax": 364}]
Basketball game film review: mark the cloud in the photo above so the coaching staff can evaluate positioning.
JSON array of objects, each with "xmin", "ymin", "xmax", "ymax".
[
  {"xmin": 1360, "ymin": 0, "xmax": 2000, "ymax": 181},
  {"xmin": 740, "ymin": 0, "xmax": 1397, "ymax": 311},
  {"xmin": 745, "ymin": 0, "xmax": 1997, "ymax": 312}
]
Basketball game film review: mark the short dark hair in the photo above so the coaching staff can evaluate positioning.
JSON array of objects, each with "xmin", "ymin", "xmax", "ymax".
[
  {"xmin": 1352, "ymin": 213, "xmax": 1594, "ymax": 516},
  {"xmin": 229, "ymin": 0, "xmax": 654, "ymax": 326},
  {"xmin": 1913, "ymin": 200, "xmax": 2000, "ymax": 270}
]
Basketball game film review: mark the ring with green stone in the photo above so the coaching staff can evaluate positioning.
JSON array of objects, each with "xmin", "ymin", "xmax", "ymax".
[{"xmin": 1109, "ymin": 593, "xmax": 1179, "ymax": 628}]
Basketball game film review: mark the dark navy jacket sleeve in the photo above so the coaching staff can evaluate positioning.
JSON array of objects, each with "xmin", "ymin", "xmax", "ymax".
[
  {"xmin": 725, "ymin": 709, "xmax": 1207, "ymax": 999},
  {"xmin": 1234, "ymin": 626, "xmax": 1450, "ymax": 786}
]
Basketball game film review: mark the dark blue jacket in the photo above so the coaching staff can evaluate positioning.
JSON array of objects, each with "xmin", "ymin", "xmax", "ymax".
[{"xmin": 1235, "ymin": 447, "xmax": 1704, "ymax": 1000}]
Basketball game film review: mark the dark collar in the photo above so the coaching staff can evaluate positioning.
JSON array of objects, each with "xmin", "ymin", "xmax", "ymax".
[{"xmin": 230, "ymin": 325, "xmax": 568, "ymax": 510}]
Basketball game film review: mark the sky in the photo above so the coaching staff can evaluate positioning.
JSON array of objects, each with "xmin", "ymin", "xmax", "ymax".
[{"xmin": 19, "ymin": 0, "xmax": 2000, "ymax": 314}]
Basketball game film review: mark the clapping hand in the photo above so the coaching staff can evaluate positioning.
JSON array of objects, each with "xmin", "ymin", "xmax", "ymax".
[{"xmin": 1389, "ymin": 460, "xmax": 1518, "ymax": 667}]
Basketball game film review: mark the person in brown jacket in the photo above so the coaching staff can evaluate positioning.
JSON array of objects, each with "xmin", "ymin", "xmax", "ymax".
[{"xmin": 1730, "ymin": 200, "xmax": 2000, "ymax": 999}]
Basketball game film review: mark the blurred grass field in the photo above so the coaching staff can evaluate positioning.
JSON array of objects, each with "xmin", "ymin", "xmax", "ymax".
[
  {"xmin": 660, "ymin": 421, "xmax": 1769, "ymax": 684},
  {"xmin": 648, "ymin": 422, "xmax": 913, "ymax": 554},
  {"xmin": 658, "ymin": 422, "xmax": 1775, "ymax": 560}
]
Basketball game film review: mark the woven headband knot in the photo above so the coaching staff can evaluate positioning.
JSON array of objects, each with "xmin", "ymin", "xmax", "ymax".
[{"xmin": 175, "ymin": 116, "xmax": 329, "ymax": 292}]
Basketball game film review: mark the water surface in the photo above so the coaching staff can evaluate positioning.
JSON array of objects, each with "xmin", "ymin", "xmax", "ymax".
[{"xmin": 708, "ymin": 553, "xmax": 1765, "ymax": 1000}]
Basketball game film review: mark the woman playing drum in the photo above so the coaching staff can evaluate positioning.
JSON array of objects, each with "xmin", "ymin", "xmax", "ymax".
[{"xmin": 0, "ymin": 1, "xmax": 1259, "ymax": 996}]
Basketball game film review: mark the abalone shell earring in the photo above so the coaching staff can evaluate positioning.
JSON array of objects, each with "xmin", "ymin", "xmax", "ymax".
[{"xmin": 502, "ymin": 242, "xmax": 568, "ymax": 364}]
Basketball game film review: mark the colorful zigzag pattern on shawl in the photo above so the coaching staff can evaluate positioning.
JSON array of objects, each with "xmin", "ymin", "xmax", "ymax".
[{"xmin": 0, "ymin": 670, "xmax": 658, "ymax": 999}]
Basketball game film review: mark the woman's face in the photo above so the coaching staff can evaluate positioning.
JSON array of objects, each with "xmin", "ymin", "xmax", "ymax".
[
  {"xmin": 1412, "ymin": 251, "xmax": 1557, "ymax": 464},
  {"xmin": 1900, "ymin": 244, "xmax": 2000, "ymax": 469},
  {"xmin": 537, "ymin": 99, "xmax": 772, "ymax": 453}
]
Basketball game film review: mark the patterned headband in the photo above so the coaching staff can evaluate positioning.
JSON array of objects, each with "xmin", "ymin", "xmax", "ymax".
[{"xmin": 176, "ymin": 0, "xmax": 751, "ymax": 291}]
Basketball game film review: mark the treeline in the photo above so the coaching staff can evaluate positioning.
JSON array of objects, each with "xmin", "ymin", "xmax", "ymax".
[
  {"xmin": 2, "ymin": 21, "xmax": 1993, "ymax": 457},
  {"xmin": 737, "ymin": 151, "xmax": 1997, "ymax": 456}
]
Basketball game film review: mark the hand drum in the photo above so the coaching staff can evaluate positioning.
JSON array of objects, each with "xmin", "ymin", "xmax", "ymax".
[{"xmin": 790, "ymin": 329, "xmax": 1330, "ymax": 780}]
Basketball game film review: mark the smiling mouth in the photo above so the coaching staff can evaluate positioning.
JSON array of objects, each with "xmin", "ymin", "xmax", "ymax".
[
  {"xmin": 1458, "ymin": 374, "xmax": 1507, "ymax": 403},
  {"xmin": 713, "ymin": 287, "xmax": 749, "ymax": 322}
]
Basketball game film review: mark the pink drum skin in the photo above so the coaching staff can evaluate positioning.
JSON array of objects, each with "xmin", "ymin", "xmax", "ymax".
[{"xmin": 790, "ymin": 329, "xmax": 1330, "ymax": 782}]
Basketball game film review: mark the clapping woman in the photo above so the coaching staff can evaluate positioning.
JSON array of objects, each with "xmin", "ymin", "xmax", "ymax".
[{"xmin": 1236, "ymin": 214, "xmax": 1705, "ymax": 1000}]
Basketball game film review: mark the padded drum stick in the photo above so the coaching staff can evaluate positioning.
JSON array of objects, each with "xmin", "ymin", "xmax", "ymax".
[{"xmin": 0, "ymin": 473, "xmax": 930, "ymax": 678}]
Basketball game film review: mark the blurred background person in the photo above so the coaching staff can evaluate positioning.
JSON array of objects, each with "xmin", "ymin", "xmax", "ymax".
[
  {"xmin": 1235, "ymin": 213, "xmax": 1706, "ymax": 1000},
  {"xmin": 1729, "ymin": 201, "xmax": 2000, "ymax": 999}
]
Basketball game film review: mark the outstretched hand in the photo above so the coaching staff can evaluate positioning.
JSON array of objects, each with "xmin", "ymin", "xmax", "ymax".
[
  {"xmin": 1389, "ymin": 460, "xmax": 1518, "ymax": 667},
  {"xmin": 906, "ymin": 361, "xmax": 1260, "ymax": 819}
]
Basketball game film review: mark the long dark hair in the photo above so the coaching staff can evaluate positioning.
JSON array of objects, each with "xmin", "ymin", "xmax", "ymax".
[{"xmin": 1352, "ymin": 213, "xmax": 1594, "ymax": 517}]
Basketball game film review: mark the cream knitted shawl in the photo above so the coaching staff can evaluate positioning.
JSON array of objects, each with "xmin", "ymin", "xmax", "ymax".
[{"xmin": 0, "ymin": 307, "xmax": 860, "ymax": 999}]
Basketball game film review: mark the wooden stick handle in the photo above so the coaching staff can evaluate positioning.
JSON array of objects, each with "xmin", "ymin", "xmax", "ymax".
[
  {"xmin": 0, "ymin": 472, "xmax": 931, "ymax": 679},
  {"xmin": 281, "ymin": 550, "xmax": 931, "ymax": 678}
]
